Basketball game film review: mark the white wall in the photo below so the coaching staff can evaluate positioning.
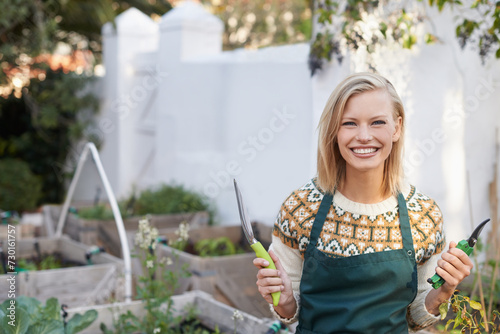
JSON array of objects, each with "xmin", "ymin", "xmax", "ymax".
[{"xmin": 73, "ymin": 2, "xmax": 499, "ymax": 239}]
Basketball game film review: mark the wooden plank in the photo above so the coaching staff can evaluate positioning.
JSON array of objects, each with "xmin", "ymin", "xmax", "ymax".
[{"xmin": 215, "ymin": 268, "xmax": 273, "ymax": 319}]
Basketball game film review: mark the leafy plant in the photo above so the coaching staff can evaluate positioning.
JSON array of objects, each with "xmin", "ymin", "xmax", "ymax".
[
  {"xmin": 39, "ymin": 255, "xmax": 64, "ymax": 271},
  {"xmin": 77, "ymin": 204, "xmax": 117, "ymax": 220},
  {"xmin": 309, "ymin": 0, "xmax": 500, "ymax": 74},
  {"xmin": 101, "ymin": 217, "xmax": 201, "ymax": 334},
  {"xmin": 0, "ymin": 158, "xmax": 42, "ymax": 212},
  {"xmin": 131, "ymin": 184, "xmax": 215, "ymax": 224},
  {"xmin": 0, "ymin": 69, "xmax": 99, "ymax": 205},
  {"xmin": 0, "ymin": 296, "xmax": 97, "ymax": 334},
  {"xmin": 194, "ymin": 237, "xmax": 244, "ymax": 258},
  {"xmin": 16, "ymin": 258, "xmax": 39, "ymax": 272},
  {"xmin": 437, "ymin": 291, "xmax": 500, "ymax": 333}
]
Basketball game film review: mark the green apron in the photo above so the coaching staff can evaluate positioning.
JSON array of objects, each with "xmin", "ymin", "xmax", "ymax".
[{"xmin": 296, "ymin": 192, "xmax": 417, "ymax": 334}]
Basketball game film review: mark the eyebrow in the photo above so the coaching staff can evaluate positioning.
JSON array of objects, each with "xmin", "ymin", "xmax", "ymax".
[{"xmin": 341, "ymin": 114, "xmax": 389, "ymax": 121}]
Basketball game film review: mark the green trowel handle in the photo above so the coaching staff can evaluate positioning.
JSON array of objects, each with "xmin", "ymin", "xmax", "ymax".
[
  {"xmin": 251, "ymin": 241, "xmax": 281, "ymax": 306},
  {"xmin": 428, "ymin": 239, "xmax": 474, "ymax": 289}
]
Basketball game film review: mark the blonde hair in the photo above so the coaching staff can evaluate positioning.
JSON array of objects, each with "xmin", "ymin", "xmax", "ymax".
[{"xmin": 316, "ymin": 72, "xmax": 405, "ymax": 196}]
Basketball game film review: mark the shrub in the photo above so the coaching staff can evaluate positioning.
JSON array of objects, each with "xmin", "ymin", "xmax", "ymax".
[
  {"xmin": 0, "ymin": 158, "xmax": 42, "ymax": 212},
  {"xmin": 132, "ymin": 184, "xmax": 214, "ymax": 222}
]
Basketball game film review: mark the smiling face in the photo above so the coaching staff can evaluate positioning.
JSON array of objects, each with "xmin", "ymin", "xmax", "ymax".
[{"xmin": 337, "ymin": 89, "xmax": 402, "ymax": 179}]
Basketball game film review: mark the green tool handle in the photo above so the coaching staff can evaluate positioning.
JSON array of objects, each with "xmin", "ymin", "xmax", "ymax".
[
  {"xmin": 251, "ymin": 241, "xmax": 281, "ymax": 306},
  {"xmin": 427, "ymin": 239, "xmax": 474, "ymax": 289}
]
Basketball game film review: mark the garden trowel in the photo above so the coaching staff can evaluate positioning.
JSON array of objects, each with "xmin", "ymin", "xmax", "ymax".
[{"xmin": 233, "ymin": 179, "xmax": 280, "ymax": 306}]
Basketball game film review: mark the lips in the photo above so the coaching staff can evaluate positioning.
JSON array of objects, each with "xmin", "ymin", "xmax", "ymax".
[{"xmin": 352, "ymin": 147, "xmax": 378, "ymax": 154}]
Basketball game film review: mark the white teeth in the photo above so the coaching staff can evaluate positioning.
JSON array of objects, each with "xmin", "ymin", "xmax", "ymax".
[{"xmin": 353, "ymin": 148, "xmax": 377, "ymax": 154}]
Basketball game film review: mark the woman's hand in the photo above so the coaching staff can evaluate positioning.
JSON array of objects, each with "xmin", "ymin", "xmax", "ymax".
[
  {"xmin": 435, "ymin": 241, "xmax": 473, "ymax": 294},
  {"xmin": 426, "ymin": 241, "xmax": 474, "ymax": 315},
  {"xmin": 253, "ymin": 250, "xmax": 297, "ymax": 319}
]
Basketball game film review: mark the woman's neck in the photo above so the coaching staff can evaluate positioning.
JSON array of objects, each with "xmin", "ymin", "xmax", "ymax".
[{"xmin": 339, "ymin": 170, "xmax": 389, "ymax": 204}]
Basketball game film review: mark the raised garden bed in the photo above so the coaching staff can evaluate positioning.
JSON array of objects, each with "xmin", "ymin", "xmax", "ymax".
[
  {"xmin": 43, "ymin": 205, "xmax": 209, "ymax": 257},
  {"xmin": 0, "ymin": 235, "xmax": 123, "ymax": 307},
  {"xmin": 66, "ymin": 290, "xmax": 275, "ymax": 334},
  {"xmin": 99, "ymin": 211, "xmax": 209, "ymax": 258},
  {"xmin": 139, "ymin": 223, "xmax": 275, "ymax": 319}
]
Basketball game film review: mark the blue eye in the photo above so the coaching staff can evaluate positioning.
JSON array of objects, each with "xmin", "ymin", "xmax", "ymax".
[
  {"xmin": 373, "ymin": 120, "xmax": 386, "ymax": 125},
  {"xmin": 342, "ymin": 121, "xmax": 356, "ymax": 126}
]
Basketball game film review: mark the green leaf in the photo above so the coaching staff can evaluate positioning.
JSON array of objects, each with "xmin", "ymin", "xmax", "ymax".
[
  {"xmin": 11, "ymin": 297, "xmax": 41, "ymax": 324},
  {"xmin": 439, "ymin": 302, "xmax": 449, "ymax": 320},
  {"xmin": 425, "ymin": 33, "xmax": 438, "ymax": 44},
  {"xmin": 42, "ymin": 298, "xmax": 61, "ymax": 321},
  {"xmin": 27, "ymin": 320, "xmax": 64, "ymax": 334},
  {"xmin": 453, "ymin": 312, "xmax": 462, "ymax": 329},
  {"xmin": 469, "ymin": 300, "xmax": 482, "ymax": 310},
  {"xmin": 1, "ymin": 306, "xmax": 31, "ymax": 334},
  {"xmin": 379, "ymin": 22, "xmax": 388, "ymax": 38},
  {"xmin": 65, "ymin": 310, "xmax": 98, "ymax": 334}
]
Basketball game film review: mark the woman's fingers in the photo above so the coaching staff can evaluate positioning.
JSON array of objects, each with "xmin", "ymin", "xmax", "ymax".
[{"xmin": 436, "ymin": 241, "xmax": 473, "ymax": 290}]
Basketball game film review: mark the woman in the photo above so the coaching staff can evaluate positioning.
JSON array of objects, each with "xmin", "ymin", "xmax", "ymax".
[{"xmin": 254, "ymin": 72, "xmax": 473, "ymax": 333}]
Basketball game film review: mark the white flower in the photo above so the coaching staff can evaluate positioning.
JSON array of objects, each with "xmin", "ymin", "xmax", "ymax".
[
  {"xmin": 146, "ymin": 260, "xmax": 154, "ymax": 268},
  {"xmin": 153, "ymin": 328, "xmax": 161, "ymax": 333},
  {"xmin": 134, "ymin": 218, "xmax": 160, "ymax": 250},
  {"xmin": 174, "ymin": 221, "xmax": 190, "ymax": 242},
  {"xmin": 231, "ymin": 309, "xmax": 244, "ymax": 321}
]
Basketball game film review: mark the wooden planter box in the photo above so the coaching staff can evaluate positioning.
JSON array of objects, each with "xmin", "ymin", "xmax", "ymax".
[
  {"xmin": 66, "ymin": 290, "xmax": 275, "ymax": 334},
  {"xmin": 42, "ymin": 205, "xmax": 209, "ymax": 257},
  {"xmin": 145, "ymin": 223, "xmax": 274, "ymax": 319},
  {"xmin": 99, "ymin": 211, "xmax": 209, "ymax": 258},
  {"xmin": 0, "ymin": 236, "xmax": 123, "ymax": 307}
]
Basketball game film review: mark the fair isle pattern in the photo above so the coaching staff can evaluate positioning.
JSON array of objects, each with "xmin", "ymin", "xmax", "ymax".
[{"xmin": 273, "ymin": 179, "xmax": 446, "ymax": 265}]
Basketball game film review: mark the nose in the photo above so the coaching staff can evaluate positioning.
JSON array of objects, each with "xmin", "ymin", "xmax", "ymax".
[{"xmin": 355, "ymin": 125, "xmax": 373, "ymax": 142}]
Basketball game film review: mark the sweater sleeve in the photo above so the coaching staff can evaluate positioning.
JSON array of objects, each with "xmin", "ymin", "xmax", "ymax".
[
  {"xmin": 407, "ymin": 250, "xmax": 444, "ymax": 331},
  {"xmin": 268, "ymin": 236, "xmax": 303, "ymax": 324},
  {"xmin": 407, "ymin": 197, "xmax": 447, "ymax": 332}
]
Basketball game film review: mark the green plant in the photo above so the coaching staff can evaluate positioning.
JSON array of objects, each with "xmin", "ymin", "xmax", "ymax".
[
  {"xmin": 101, "ymin": 217, "xmax": 205, "ymax": 334},
  {"xmin": 39, "ymin": 254, "xmax": 63, "ymax": 271},
  {"xmin": 169, "ymin": 221, "xmax": 191, "ymax": 252},
  {"xmin": 0, "ymin": 296, "xmax": 97, "ymax": 334},
  {"xmin": 132, "ymin": 184, "xmax": 215, "ymax": 223},
  {"xmin": 309, "ymin": 0, "xmax": 500, "ymax": 75},
  {"xmin": 0, "ymin": 69, "xmax": 99, "ymax": 205},
  {"xmin": 77, "ymin": 204, "xmax": 117, "ymax": 220},
  {"xmin": 16, "ymin": 258, "xmax": 38, "ymax": 272},
  {"xmin": 194, "ymin": 237, "xmax": 244, "ymax": 258},
  {"xmin": 437, "ymin": 291, "xmax": 500, "ymax": 333},
  {"xmin": 0, "ymin": 158, "xmax": 42, "ymax": 212}
]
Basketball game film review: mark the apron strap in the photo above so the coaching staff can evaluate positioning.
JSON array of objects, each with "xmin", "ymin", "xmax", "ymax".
[
  {"xmin": 397, "ymin": 192, "xmax": 414, "ymax": 253},
  {"xmin": 306, "ymin": 193, "xmax": 333, "ymax": 253},
  {"xmin": 397, "ymin": 192, "xmax": 418, "ymax": 294}
]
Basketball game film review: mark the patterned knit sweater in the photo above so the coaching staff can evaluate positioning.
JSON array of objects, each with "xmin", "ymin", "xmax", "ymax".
[{"xmin": 269, "ymin": 178, "xmax": 446, "ymax": 331}]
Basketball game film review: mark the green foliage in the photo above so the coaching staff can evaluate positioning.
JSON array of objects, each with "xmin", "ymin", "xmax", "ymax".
[
  {"xmin": 0, "ymin": 296, "xmax": 97, "ymax": 334},
  {"xmin": 437, "ymin": 291, "xmax": 500, "ymax": 333},
  {"xmin": 0, "ymin": 69, "xmax": 99, "ymax": 205},
  {"xmin": 194, "ymin": 237, "xmax": 244, "ymax": 257},
  {"xmin": 309, "ymin": 0, "xmax": 423, "ymax": 74},
  {"xmin": 205, "ymin": 0, "xmax": 312, "ymax": 50},
  {"xmin": 102, "ymin": 217, "xmax": 223, "ymax": 334},
  {"xmin": 131, "ymin": 184, "xmax": 214, "ymax": 223},
  {"xmin": 15, "ymin": 258, "xmax": 38, "ymax": 272},
  {"xmin": 309, "ymin": 0, "xmax": 500, "ymax": 74},
  {"xmin": 0, "ymin": 158, "xmax": 42, "ymax": 212},
  {"xmin": 77, "ymin": 204, "xmax": 116, "ymax": 220},
  {"xmin": 0, "ymin": 0, "xmax": 172, "ymax": 84},
  {"xmin": 77, "ymin": 183, "xmax": 214, "ymax": 223}
]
